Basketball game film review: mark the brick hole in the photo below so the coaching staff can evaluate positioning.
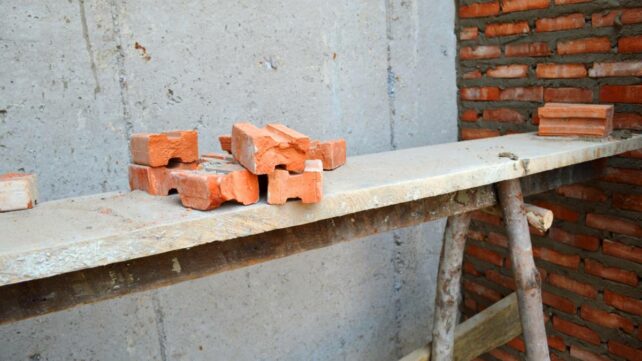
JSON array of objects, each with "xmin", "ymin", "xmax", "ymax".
[{"xmin": 166, "ymin": 158, "xmax": 183, "ymax": 169}]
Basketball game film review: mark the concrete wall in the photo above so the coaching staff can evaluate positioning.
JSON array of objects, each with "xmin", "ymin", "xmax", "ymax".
[{"xmin": 0, "ymin": 1, "xmax": 457, "ymax": 360}]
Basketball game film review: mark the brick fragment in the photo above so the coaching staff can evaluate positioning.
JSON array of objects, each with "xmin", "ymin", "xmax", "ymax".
[
  {"xmin": 502, "ymin": 0, "xmax": 549, "ymax": 13},
  {"xmin": 459, "ymin": 1, "xmax": 500, "ymax": 18},
  {"xmin": 172, "ymin": 157, "xmax": 259, "ymax": 210},
  {"xmin": 536, "ymin": 13, "xmax": 585, "ymax": 32},
  {"xmin": 460, "ymin": 109, "xmax": 479, "ymax": 122},
  {"xmin": 485, "ymin": 21, "xmax": 530, "ymax": 37},
  {"xmin": 552, "ymin": 316, "xmax": 600, "ymax": 344},
  {"xmin": 460, "ymin": 27, "xmax": 479, "ymax": 40},
  {"xmin": 231, "ymin": 123, "xmax": 310, "ymax": 174},
  {"xmin": 500, "ymin": 86, "xmax": 543, "ymax": 102},
  {"xmin": 534, "ymin": 246, "xmax": 580, "ymax": 268},
  {"xmin": 586, "ymin": 213, "xmax": 642, "ymax": 237},
  {"xmin": 608, "ymin": 340, "xmax": 642, "ymax": 361},
  {"xmin": 308, "ymin": 139, "xmax": 346, "ymax": 170},
  {"xmin": 0, "ymin": 173, "xmax": 38, "ymax": 212},
  {"xmin": 486, "ymin": 64, "xmax": 528, "ymax": 78},
  {"xmin": 600, "ymin": 85, "xmax": 642, "ymax": 104},
  {"xmin": 580, "ymin": 306, "xmax": 635, "ymax": 333},
  {"xmin": 461, "ymin": 128, "xmax": 501, "ymax": 140},
  {"xmin": 544, "ymin": 88, "xmax": 593, "ymax": 103},
  {"xmin": 613, "ymin": 112, "xmax": 642, "ymax": 130},
  {"xmin": 558, "ymin": 36, "xmax": 611, "ymax": 55},
  {"xmin": 267, "ymin": 160, "xmax": 323, "ymax": 205},
  {"xmin": 460, "ymin": 46, "xmax": 501, "ymax": 59},
  {"xmin": 460, "ymin": 87, "xmax": 501, "ymax": 101},
  {"xmin": 536, "ymin": 63, "xmax": 587, "ymax": 78},
  {"xmin": 601, "ymin": 167, "xmax": 642, "ymax": 186},
  {"xmin": 543, "ymin": 291, "xmax": 576, "ymax": 313},
  {"xmin": 505, "ymin": 42, "xmax": 551, "ymax": 57},
  {"xmin": 585, "ymin": 258, "xmax": 638, "ymax": 286},
  {"xmin": 613, "ymin": 193, "xmax": 642, "ymax": 212},
  {"xmin": 604, "ymin": 290, "xmax": 642, "ymax": 316},
  {"xmin": 130, "ymin": 130, "xmax": 199, "ymax": 167},
  {"xmin": 589, "ymin": 61, "xmax": 642, "ymax": 77},
  {"xmin": 548, "ymin": 273, "xmax": 597, "ymax": 298},
  {"xmin": 619, "ymin": 35, "xmax": 642, "ymax": 53},
  {"xmin": 603, "ymin": 239, "xmax": 642, "ymax": 264},
  {"xmin": 483, "ymin": 108, "xmax": 526, "ymax": 123},
  {"xmin": 129, "ymin": 162, "xmax": 199, "ymax": 196},
  {"xmin": 218, "ymin": 134, "xmax": 231, "ymax": 153},
  {"xmin": 570, "ymin": 345, "xmax": 610, "ymax": 361}
]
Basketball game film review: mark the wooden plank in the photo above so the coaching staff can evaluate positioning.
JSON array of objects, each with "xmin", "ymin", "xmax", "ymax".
[
  {"xmin": 0, "ymin": 161, "xmax": 605, "ymax": 325},
  {"xmin": 400, "ymin": 293, "xmax": 521, "ymax": 361},
  {"xmin": 0, "ymin": 133, "xmax": 637, "ymax": 286}
]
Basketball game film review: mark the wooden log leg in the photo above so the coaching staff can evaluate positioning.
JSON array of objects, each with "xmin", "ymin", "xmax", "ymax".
[
  {"xmin": 497, "ymin": 179, "xmax": 550, "ymax": 361},
  {"xmin": 431, "ymin": 213, "xmax": 472, "ymax": 361}
]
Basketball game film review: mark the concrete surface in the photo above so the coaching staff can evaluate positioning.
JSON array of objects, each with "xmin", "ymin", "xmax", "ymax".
[{"xmin": 0, "ymin": 0, "xmax": 456, "ymax": 360}]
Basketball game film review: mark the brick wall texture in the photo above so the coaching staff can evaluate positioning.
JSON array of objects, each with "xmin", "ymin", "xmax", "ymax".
[{"xmin": 456, "ymin": 1, "xmax": 641, "ymax": 360}]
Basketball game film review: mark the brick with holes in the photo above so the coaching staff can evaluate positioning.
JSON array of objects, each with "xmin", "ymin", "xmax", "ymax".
[
  {"xmin": 130, "ymin": 130, "xmax": 199, "ymax": 167},
  {"xmin": 267, "ymin": 160, "xmax": 323, "ymax": 205}
]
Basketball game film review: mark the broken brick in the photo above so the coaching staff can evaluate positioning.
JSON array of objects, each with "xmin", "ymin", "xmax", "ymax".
[
  {"xmin": 267, "ymin": 160, "xmax": 323, "ymax": 205},
  {"xmin": 218, "ymin": 134, "xmax": 232, "ymax": 153},
  {"xmin": 0, "ymin": 173, "xmax": 38, "ymax": 212},
  {"xmin": 308, "ymin": 139, "xmax": 346, "ymax": 170},
  {"xmin": 172, "ymin": 157, "xmax": 259, "ymax": 211},
  {"xmin": 231, "ymin": 123, "xmax": 310, "ymax": 174},
  {"xmin": 130, "ymin": 130, "xmax": 199, "ymax": 167},
  {"xmin": 128, "ymin": 162, "xmax": 199, "ymax": 196}
]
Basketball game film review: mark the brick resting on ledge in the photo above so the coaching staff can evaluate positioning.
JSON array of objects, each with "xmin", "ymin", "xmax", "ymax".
[{"xmin": 538, "ymin": 103, "xmax": 614, "ymax": 137}]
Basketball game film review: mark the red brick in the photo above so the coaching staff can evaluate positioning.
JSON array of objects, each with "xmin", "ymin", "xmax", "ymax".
[
  {"xmin": 467, "ymin": 244, "xmax": 504, "ymax": 266},
  {"xmin": 613, "ymin": 112, "xmax": 642, "ymax": 130},
  {"xmin": 536, "ymin": 63, "xmax": 587, "ymax": 78},
  {"xmin": 460, "ymin": 45, "xmax": 501, "ymax": 60},
  {"xmin": 555, "ymin": 184, "xmax": 606, "ymax": 202},
  {"xmin": 548, "ymin": 273, "xmax": 597, "ymax": 298},
  {"xmin": 231, "ymin": 123, "xmax": 310, "ymax": 174},
  {"xmin": 555, "ymin": 0, "xmax": 590, "ymax": 3},
  {"xmin": 601, "ymin": 167, "xmax": 642, "ymax": 186},
  {"xmin": 461, "ymin": 109, "xmax": 479, "ymax": 122},
  {"xmin": 544, "ymin": 87, "xmax": 593, "ymax": 103},
  {"xmin": 585, "ymin": 258, "xmax": 638, "ymax": 286},
  {"xmin": 460, "ymin": 1, "xmax": 500, "ymax": 18},
  {"xmin": 488, "ymin": 348, "xmax": 518, "ymax": 361},
  {"xmin": 130, "ymin": 130, "xmax": 199, "ymax": 167},
  {"xmin": 485, "ymin": 269, "xmax": 515, "ymax": 290},
  {"xmin": 500, "ymin": 86, "xmax": 544, "ymax": 102},
  {"xmin": 603, "ymin": 239, "xmax": 642, "ymax": 264},
  {"xmin": 589, "ymin": 60, "xmax": 642, "ymax": 77},
  {"xmin": 483, "ymin": 108, "xmax": 526, "ymax": 123},
  {"xmin": 464, "ymin": 297, "xmax": 477, "ymax": 312},
  {"xmin": 548, "ymin": 336, "xmax": 565, "ymax": 351},
  {"xmin": 487, "ymin": 231, "xmax": 508, "ymax": 248},
  {"xmin": 267, "ymin": 160, "xmax": 323, "ymax": 205},
  {"xmin": 308, "ymin": 139, "xmax": 346, "ymax": 170},
  {"xmin": 548, "ymin": 227, "xmax": 599, "ymax": 251},
  {"xmin": 505, "ymin": 42, "xmax": 551, "ymax": 57},
  {"xmin": 460, "ymin": 87, "xmax": 501, "ymax": 101},
  {"xmin": 552, "ymin": 316, "xmax": 601, "ymax": 344},
  {"xmin": 502, "ymin": 0, "xmax": 550, "ymax": 13},
  {"xmin": 467, "ymin": 229, "xmax": 486, "ymax": 242},
  {"xmin": 460, "ymin": 27, "xmax": 479, "ymax": 40},
  {"xmin": 622, "ymin": 8, "xmax": 642, "ymax": 25},
  {"xmin": 507, "ymin": 337, "xmax": 525, "ymax": 352},
  {"xmin": 591, "ymin": 10, "xmax": 618, "ymax": 28},
  {"xmin": 557, "ymin": 37, "xmax": 611, "ymax": 55},
  {"xmin": 580, "ymin": 305, "xmax": 635, "ymax": 333},
  {"xmin": 461, "ymin": 128, "xmax": 501, "ymax": 140},
  {"xmin": 608, "ymin": 340, "xmax": 642, "ymax": 361},
  {"xmin": 604, "ymin": 290, "xmax": 642, "ymax": 316},
  {"xmin": 128, "ymin": 162, "xmax": 199, "ymax": 196},
  {"xmin": 600, "ymin": 85, "xmax": 642, "ymax": 104},
  {"xmin": 463, "ymin": 70, "xmax": 482, "ymax": 79},
  {"xmin": 620, "ymin": 149, "xmax": 642, "ymax": 159},
  {"xmin": 536, "ymin": 13, "xmax": 585, "ymax": 32},
  {"xmin": 613, "ymin": 193, "xmax": 642, "ymax": 212},
  {"xmin": 0, "ymin": 173, "xmax": 38, "ymax": 212},
  {"xmin": 586, "ymin": 213, "xmax": 642, "ymax": 237},
  {"xmin": 463, "ymin": 280, "xmax": 502, "ymax": 302},
  {"xmin": 486, "ymin": 64, "xmax": 529, "ymax": 78},
  {"xmin": 463, "ymin": 261, "xmax": 481, "ymax": 276},
  {"xmin": 485, "ymin": 21, "xmax": 530, "ymax": 37},
  {"xmin": 534, "ymin": 246, "xmax": 581, "ymax": 268},
  {"xmin": 471, "ymin": 210, "xmax": 502, "ymax": 226},
  {"xmin": 619, "ymin": 35, "xmax": 642, "ymax": 53},
  {"xmin": 538, "ymin": 103, "xmax": 613, "ymax": 119},
  {"xmin": 531, "ymin": 199, "xmax": 580, "ymax": 222},
  {"xmin": 570, "ymin": 345, "xmax": 610, "ymax": 361},
  {"xmin": 543, "ymin": 291, "xmax": 576, "ymax": 313},
  {"xmin": 218, "ymin": 134, "xmax": 231, "ymax": 153}
]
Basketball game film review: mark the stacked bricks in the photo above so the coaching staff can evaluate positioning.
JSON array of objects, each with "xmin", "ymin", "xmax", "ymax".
[
  {"xmin": 457, "ymin": 1, "xmax": 642, "ymax": 360},
  {"xmin": 538, "ymin": 103, "xmax": 614, "ymax": 137}
]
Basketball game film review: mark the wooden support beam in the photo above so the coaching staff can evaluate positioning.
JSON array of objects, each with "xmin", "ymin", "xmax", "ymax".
[
  {"xmin": 400, "ymin": 293, "xmax": 521, "ymax": 361},
  {"xmin": 482, "ymin": 203, "xmax": 554, "ymax": 232},
  {"xmin": 497, "ymin": 179, "xmax": 550, "ymax": 361},
  {"xmin": 431, "ymin": 214, "xmax": 472, "ymax": 361}
]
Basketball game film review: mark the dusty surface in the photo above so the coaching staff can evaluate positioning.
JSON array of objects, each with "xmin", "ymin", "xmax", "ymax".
[{"xmin": 1, "ymin": 132, "xmax": 640, "ymax": 286}]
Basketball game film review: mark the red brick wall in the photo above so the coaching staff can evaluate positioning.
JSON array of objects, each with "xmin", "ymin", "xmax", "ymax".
[{"xmin": 456, "ymin": 1, "xmax": 642, "ymax": 360}]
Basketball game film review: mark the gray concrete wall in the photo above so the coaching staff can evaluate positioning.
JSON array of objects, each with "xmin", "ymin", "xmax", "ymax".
[{"xmin": 0, "ymin": 1, "xmax": 457, "ymax": 360}]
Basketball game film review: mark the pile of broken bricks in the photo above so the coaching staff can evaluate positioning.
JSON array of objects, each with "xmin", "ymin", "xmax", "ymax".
[{"xmin": 128, "ymin": 123, "xmax": 346, "ymax": 211}]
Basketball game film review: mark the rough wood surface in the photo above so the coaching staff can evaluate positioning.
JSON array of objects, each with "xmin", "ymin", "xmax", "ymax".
[
  {"xmin": 431, "ymin": 214, "xmax": 471, "ymax": 361},
  {"xmin": 0, "ymin": 133, "xmax": 636, "ymax": 286},
  {"xmin": 482, "ymin": 203, "xmax": 554, "ymax": 232},
  {"xmin": 400, "ymin": 293, "xmax": 521, "ymax": 361},
  {"xmin": 498, "ymin": 179, "xmax": 550, "ymax": 361}
]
